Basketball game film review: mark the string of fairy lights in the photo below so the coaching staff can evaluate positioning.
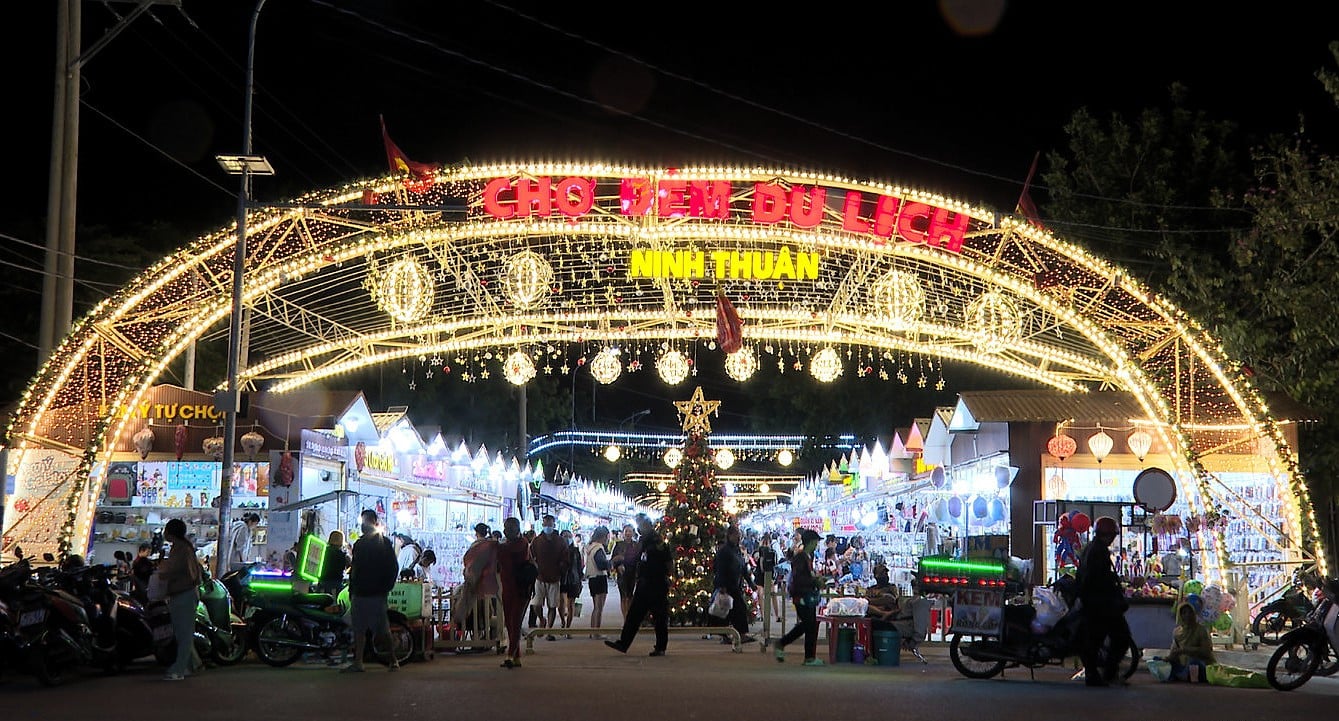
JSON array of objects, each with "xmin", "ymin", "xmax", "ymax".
[{"xmin": 1, "ymin": 163, "xmax": 1323, "ymax": 586}]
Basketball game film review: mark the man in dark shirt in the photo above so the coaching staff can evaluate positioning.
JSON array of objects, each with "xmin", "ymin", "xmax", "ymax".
[
  {"xmin": 606, "ymin": 513, "xmax": 672, "ymax": 656},
  {"xmin": 611, "ymin": 524, "xmax": 640, "ymax": 619},
  {"xmin": 343, "ymin": 509, "xmax": 400, "ymax": 673},
  {"xmin": 1077, "ymin": 516, "xmax": 1134, "ymax": 686},
  {"xmin": 713, "ymin": 525, "xmax": 757, "ymax": 643},
  {"xmin": 530, "ymin": 514, "xmax": 569, "ymax": 640}
]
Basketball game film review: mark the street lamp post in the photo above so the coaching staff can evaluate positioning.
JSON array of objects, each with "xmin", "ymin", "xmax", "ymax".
[{"xmin": 214, "ymin": 0, "xmax": 271, "ymax": 577}]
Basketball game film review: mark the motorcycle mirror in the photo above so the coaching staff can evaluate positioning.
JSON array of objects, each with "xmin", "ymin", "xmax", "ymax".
[
  {"xmin": 42, "ymin": 553, "xmax": 55, "ymax": 562},
  {"xmin": 13, "ymin": 546, "xmax": 21, "ymax": 558}
]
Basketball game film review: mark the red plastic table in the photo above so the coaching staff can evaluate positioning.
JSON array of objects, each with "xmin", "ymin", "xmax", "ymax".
[{"xmin": 817, "ymin": 615, "xmax": 872, "ymax": 664}]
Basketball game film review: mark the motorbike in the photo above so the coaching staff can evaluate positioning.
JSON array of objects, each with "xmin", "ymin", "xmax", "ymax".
[
  {"xmin": 1265, "ymin": 577, "xmax": 1339, "ymax": 691},
  {"xmin": 250, "ymin": 585, "xmax": 414, "ymax": 668},
  {"xmin": 0, "ymin": 552, "xmax": 36, "ymax": 683},
  {"xmin": 10, "ymin": 553, "xmax": 98, "ymax": 686},
  {"xmin": 949, "ymin": 582, "xmax": 1141, "ymax": 682},
  {"xmin": 1253, "ymin": 576, "xmax": 1316, "ymax": 645},
  {"xmin": 147, "ymin": 566, "xmax": 249, "ymax": 668}
]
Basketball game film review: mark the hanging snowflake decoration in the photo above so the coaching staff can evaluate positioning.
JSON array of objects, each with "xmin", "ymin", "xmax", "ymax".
[
  {"xmin": 590, "ymin": 347, "xmax": 623, "ymax": 384},
  {"xmin": 500, "ymin": 250, "xmax": 555, "ymax": 309},
  {"xmin": 503, "ymin": 350, "xmax": 537, "ymax": 386},
  {"xmin": 809, "ymin": 347, "xmax": 843, "ymax": 382},
  {"xmin": 966, "ymin": 291, "xmax": 1021, "ymax": 353},
  {"xmin": 868, "ymin": 269, "xmax": 925, "ymax": 329},
  {"xmin": 656, "ymin": 350, "xmax": 690, "ymax": 385},
  {"xmin": 724, "ymin": 348, "xmax": 758, "ymax": 382},
  {"xmin": 370, "ymin": 256, "xmax": 435, "ymax": 323}
]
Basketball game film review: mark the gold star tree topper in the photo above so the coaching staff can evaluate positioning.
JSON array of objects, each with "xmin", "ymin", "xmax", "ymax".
[{"xmin": 674, "ymin": 386, "xmax": 722, "ymax": 434}]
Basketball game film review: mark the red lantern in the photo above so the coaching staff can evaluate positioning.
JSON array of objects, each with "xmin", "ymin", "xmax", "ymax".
[
  {"xmin": 714, "ymin": 289, "xmax": 743, "ymax": 354},
  {"xmin": 277, "ymin": 451, "xmax": 295, "ymax": 487},
  {"xmin": 353, "ymin": 441, "xmax": 367, "ymax": 473},
  {"xmin": 1047, "ymin": 434, "xmax": 1077, "ymax": 461},
  {"xmin": 174, "ymin": 424, "xmax": 188, "ymax": 461}
]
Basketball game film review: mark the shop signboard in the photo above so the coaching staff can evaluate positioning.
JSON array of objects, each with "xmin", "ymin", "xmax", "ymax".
[
  {"xmin": 2, "ymin": 449, "xmax": 82, "ymax": 559},
  {"xmin": 301, "ymin": 430, "xmax": 345, "ymax": 462},
  {"xmin": 965, "ymin": 534, "xmax": 1010, "ymax": 560},
  {"xmin": 950, "ymin": 589, "xmax": 1004, "ymax": 636},
  {"xmin": 410, "ymin": 456, "xmax": 448, "ymax": 487},
  {"xmin": 455, "ymin": 469, "xmax": 497, "ymax": 496}
]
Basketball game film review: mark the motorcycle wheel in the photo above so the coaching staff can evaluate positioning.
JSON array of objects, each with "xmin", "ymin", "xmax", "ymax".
[
  {"xmin": 1096, "ymin": 639, "xmax": 1140, "ymax": 680},
  {"xmin": 32, "ymin": 642, "xmax": 68, "ymax": 687},
  {"xmin": 948, "ymin": 634, "xmax": 1005, "ymax": 679},
  {"xmin": 256, "ymin": 618, "xmax": 304, "ymax": 667},
  {"xmin": 369, "ymin": 621, "xmax": 415, "ymax": 665},
  {"xmin": 1266, "ymin": 636, "xmax": 1321, "ymax": 691},
  {"xmin": 211, "ymin": 626, "xmax": 249, "ymax": 666},
  {"xmin": 1253, "ymin": 608, "xmax": 1290, "ymax": 646}
]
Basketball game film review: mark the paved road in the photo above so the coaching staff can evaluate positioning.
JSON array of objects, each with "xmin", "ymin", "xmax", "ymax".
[{"xmin": 3, "ymin": 635, "xmax": 1336, "ymax": 721}]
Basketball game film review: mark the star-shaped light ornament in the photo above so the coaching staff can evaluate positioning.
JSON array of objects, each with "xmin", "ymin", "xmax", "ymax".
[{"xmin": 674, "ymin": 386, "xmax": 722, "ymax": 434}]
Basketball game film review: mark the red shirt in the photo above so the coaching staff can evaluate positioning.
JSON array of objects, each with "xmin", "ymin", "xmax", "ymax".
[{"xmin": 497, "ymin": 537, "xmax": 532, "ymax": 597}]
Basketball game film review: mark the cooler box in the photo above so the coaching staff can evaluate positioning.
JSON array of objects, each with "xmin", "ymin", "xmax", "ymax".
[
  {"xmin": 873, "ymin": 629, "xmax": 901, "ymax": 667},
  {"xmin": 388, "ymin": 581, "xmax": 432, "ymax": 619}
]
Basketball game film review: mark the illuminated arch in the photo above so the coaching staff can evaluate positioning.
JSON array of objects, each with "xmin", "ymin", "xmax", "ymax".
[{"xmin": 3, "ymin": 162, "xmax": 1324, "ymax": 599}]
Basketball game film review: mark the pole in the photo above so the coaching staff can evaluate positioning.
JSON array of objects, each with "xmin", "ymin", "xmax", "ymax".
[
  {"xmin": 216, "ymin": 0, "xmax": 267, "ymax": 578},
  {"xmin": 518, "ymin": 384, "xmax": 528, "ymax": 460},
  {"xmin": 39, "ymin": 0, "xmax": 72, "ymax": 362},
  {"xmin": 55, "ymin": 0, "xmax": 81, "ymax": 353},
  {"xmin": 0, "ymin": 447, "xmax": 9, "ymax": 535}
]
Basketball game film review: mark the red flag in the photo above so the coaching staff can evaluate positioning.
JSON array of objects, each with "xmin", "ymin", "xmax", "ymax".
[
  {"xmin": 715, "ymin": 288, "xmax": 743, "ymax": 354},
  {"xmin": 1016, "ymin": 151, "xmax": 1044, "ymax": 229},
  {"xmin": 380, "ymin": 115, "xmax": 438, "ymax": 187}
]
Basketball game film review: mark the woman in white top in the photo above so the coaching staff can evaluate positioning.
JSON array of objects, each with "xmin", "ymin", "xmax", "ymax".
[{"xmin": 583, "ymin": 526, "xmax": 612, "ymax": 637}]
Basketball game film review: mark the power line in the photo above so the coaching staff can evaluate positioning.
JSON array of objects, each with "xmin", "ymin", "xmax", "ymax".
[
  {"xmin": 0, "ymin": 231, "xmax": 146, "ymax": 271},
  {"xmin": 81, "ymin": 100, "xmax": 238, "ymax": 198},
  {"xmin": 0, "ymin": 328, "xmax": 39, "ymax": 350}
]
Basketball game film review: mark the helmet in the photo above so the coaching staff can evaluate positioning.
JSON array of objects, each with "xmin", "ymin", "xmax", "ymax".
[{"xmin": 1094, "ymin": 516, "xmax": 1119, "ymax": 536}]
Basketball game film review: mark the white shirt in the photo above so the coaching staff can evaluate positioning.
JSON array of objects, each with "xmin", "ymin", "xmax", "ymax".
[{"xmin": 228, "ymin": 521, "xmax": 253, "ymax": 565}]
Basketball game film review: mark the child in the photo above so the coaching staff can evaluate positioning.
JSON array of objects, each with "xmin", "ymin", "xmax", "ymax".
[{"xmin": 1169, "ymin": 601, "xmax": 1215, "ymax": 682}]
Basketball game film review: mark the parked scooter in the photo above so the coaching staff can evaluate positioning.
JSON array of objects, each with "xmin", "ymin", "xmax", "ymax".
[
  {"xmin": 1265, "ymin": 577, "xmax": 1339, "ymax": 691},
  {"xmin": 10, "ymin": 553, "xmax": 97, "ymax": 686},
  {"xmin": 1253, "ymin": 574, "xmax": 1317, "ymax": 645},
  {"xmin": 252, "ymin": 585, "xmax": 413, "ymax": 668},
  {"xmin": 148, "ymin": 566, "xmax": 248, "ymax": 667}
]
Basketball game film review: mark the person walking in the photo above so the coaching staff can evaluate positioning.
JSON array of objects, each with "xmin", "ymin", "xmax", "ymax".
[
  {"xmin": 584, "ymin": 526, "xmax": 612, "ymax": 637},
  {"xmin": 1076, "ymin": 515, "xmax": 1134, "ymax": 686},
  {"xmin": 559, "ymin": 529, "xmax": 583, "ymax": 638},
  {"xmin": 496, "ymin": 517, "xmax": 533, "ymax": 668},
  {"xmin": 157, "ymin": 519, "xmax": 202, "ymax": 681},
  {"xmin": 342, "ymin": 509, "xmax": 401, "ymax": 673},
  {"xmin": 530, "ymin": 514, "xmax": 568, "ymax": 641},
  {"xmin": 714, "ymin": 525, "xmax": 757, "ymax": 644},
  {"xmin": 605, "ymin": 513, "xmax": 672, "ymax": 657},
  {"xmin": 774, "ymin": 529, "xmax": 824, "ymax": 666},
  {"xmin": 611, "ymin": 523, "xmax": 640, "ymax": 619},
  {"xmin": 226, "ymin": 512, "xmax": 260, "ymax": 572}
]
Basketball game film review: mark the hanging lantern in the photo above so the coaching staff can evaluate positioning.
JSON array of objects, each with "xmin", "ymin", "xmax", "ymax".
[
  {"xmin": 371, "ymin": 256, "xmax": 435, "ymax": 323},
  {"xmin": 202, "ymin": 436, "xmax": 225, "ymax": 460},
  {"xmin": 759, "ymin": 482, "xmax": 771, "ymax": 495},
  {"xmin": 868, "ymin": 269, "xmax": 925, "ymax": 329},
  {"xmin": 1047, "ymin": 434, "xmax": 1077, "ymax": 461},
  {"xmin": 174, "ymin": 424, "xmax": 188, "ymax": 462},
  {"xmin": 1088, "ymin": 429, "xmax": 1114, "ymax": 463},
  {"xmin": 133, "ymin": 427, "xmax": 155, "ymax": 460},
  {"xmin": 503, "ymin": 351, "xmax": 537, "ymax": 385},
  {"xmin": 724, "ymin": 349, "xmax": 758, "ymax": 382},
  {"xmin": 604, "ymin": 445, "xmax": 621, "ymax": 462},
  {"xmin": 663, "ymin": 448, "xmax": 682, "ymax": 468},
  {"xmin": 777, "ymin": 449, "xmax": 794, "ymax": 466},
  {"xmin": 656, "ymin": 350, "xmax": 690, "ymax": 385},
  {"xmin": 590, "ymin": 348, "xmax": 623, "ymax": 384},
  {"xmin": 276, "ymin": 451, "xmax": 295, "ymax": 487},
  {"xmin": 809, "ymin": 347, "xmax": 843, "ymax": 382},
  {"xmin": 500, "ymin": 250, "xmax": 554, "ymax": 309},
  {"xmin": 715, "ymin": 448, "xmax": 736, "ymax": 470},
  {"xmin": 966, "ymin": 291, "xmax": 1021, "ymax": 353},
  {"xmin": 240, "ymin": 430, "xmax": 265, "ymax": 460},
  {"xmin": 353, "ymin": 441, "xmax": 367, "ymax": 473},
  {"xmin": 1127, "ymin": 429, "xmax": 1153, "ymax": 461},
  {"xmin": 656, "ymin": 481, "xmax": 669, "ymax": 492}
]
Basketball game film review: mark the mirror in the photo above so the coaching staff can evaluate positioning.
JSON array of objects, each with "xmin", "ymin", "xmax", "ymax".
[
  {"xmin": 42, "ymin": 553, "xmax": 56, "ymax": 562},
  {"xmin": 14, "ymin": 546, "xmax": 23, "ymax": 559}
]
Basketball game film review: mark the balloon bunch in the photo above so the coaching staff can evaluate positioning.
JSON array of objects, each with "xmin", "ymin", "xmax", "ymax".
[{"xmin": 1182, "ymin": 580, "xmax": 1237, "ymax": 633}]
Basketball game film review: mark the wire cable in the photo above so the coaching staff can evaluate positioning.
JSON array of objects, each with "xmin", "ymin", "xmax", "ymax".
[
  {"xmin": 81, "ymin": 100, "xmax": 238, "ymax": 198},
  {"xmin": 0, "ymin": 231, "xmax": 147, "ymax": 271}
]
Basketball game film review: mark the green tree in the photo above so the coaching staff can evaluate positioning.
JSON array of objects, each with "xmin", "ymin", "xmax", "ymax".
[{"xmin": 661, "ymin": 431, "xmax": 731, "ymax": 624}]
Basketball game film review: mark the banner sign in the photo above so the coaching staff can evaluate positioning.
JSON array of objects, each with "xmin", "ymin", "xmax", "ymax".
[{"xmin": 950, "ymin": 589, "xmax": 1004, "ymax": 636}]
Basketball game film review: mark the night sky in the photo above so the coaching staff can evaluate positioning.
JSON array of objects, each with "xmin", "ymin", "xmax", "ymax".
[{"xmin": 3, "ymin": 1, "xmax": 1338, "ymax": 443}]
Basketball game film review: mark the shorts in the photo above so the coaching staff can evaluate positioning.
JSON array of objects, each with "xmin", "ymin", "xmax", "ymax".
[
  {"xmin": 587, "ymin": 575, "xmax": 609, "ymax": 596},
  {"xmin": 350, "ymin": 595, "xmax": 391, "ymax": 637},
  {"xmin": 561, "ymin": 582, "xmax": 582, "ymax": 598},
  {"xmin": 617, "ymin": 572, "xmax": 637, "ymax": 597},
  {"xmin": 532, "ymin": 580, "xmax": 561, "ymax": 608}
]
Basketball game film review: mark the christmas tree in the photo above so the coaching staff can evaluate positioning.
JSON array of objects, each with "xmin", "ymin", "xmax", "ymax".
[{"xmin": 662, "ymin": 387, "xmax": 733, "ymax": 624}]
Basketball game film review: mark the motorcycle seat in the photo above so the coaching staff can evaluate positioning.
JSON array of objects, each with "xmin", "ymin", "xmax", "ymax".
[{"xmin": 293, "ymin": 592, "xmax": 336, "ymax": 606}]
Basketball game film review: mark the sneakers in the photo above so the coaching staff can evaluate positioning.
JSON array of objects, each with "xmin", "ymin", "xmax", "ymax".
[
  {"xmin": 604, "ymin": 640, "xmax": 628, "ymax": 654},
  {"xmin": 162, "ymin": 672, "xmax": 186, "ymax": 681},
  {"xmin": 648, "ymin": 649, "xmax": 666, "ymax": 657},
  {"xmin": 339, "ymin": 664, "xmax": 366, "ymax": 673},
  {"xmin": 774, "ymin": 644, "xmax": 785, "ymax": 663},
  {"xmin": 802, "ymin": 658, "xmax": 825, "ymax": 666}
]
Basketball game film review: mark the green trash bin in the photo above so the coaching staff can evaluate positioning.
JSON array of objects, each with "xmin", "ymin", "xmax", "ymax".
[
  {"xmin": 872, "ymin": 629, "xmax": 901, "ymax": 667},
  {"xmin": 835, "ymin": 627, "xmax": 855, "ymax": 663}
]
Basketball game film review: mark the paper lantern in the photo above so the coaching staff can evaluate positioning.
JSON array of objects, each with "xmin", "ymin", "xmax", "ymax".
[
  {"xmin": 133, "ymin": 427, "xmax": 155, "ymax": 460},
  {"xmin": 590, "ymin": 348, "xmax": 623, "ymax": 384},
  {"xmin": 930, "ymin": 466, "xmax": 946, "ymax": 488},
  {"xmin": 656, "ymin": 350, "xmax": 690, "ymax": 385},
  {"xmin": 988, "ymin": 498, "xmax": 1007, "ymax": 524},
  {"xmin": 240, "ymin": 430, "xmax": 265, "ymax": 460},
  {"xmin": 1127, "ymin": 430, "xmax": 1153, "ymax": 461},
  {"xmin": 1088, "ymin": 430, "xmax": 1114, "ymax": 463},
  {"xmin": 174, "ymin": 424, "xmax": 188, "ymax": 461},
  {"xmin": 353, "ymin": 441, "xmax": 367, "ymax": 473},
  {"xmin": 663, "ymin": 448, "xmax": 682, "ymax": 468},
  {"xmin": 947, "ymin": 496, "xmax": 963, "ymax": 519},
  {"xmin": 202, "ymin": 436, "xmax": 225, "ymax": 460},
  {"xmin": 503, "ymin": 351, "xmax": 537, "ymax": 385},
  {"xmin": 1047, "ymin": 434, "xmax": 1077, "ymax": 461},
  {"xmin": 971, "ymin": 495, "xmax": 989, "ymax": 520}
]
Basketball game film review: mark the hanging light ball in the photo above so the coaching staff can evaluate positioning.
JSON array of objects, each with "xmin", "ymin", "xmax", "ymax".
[
  {"xmin": 132, "ymin": 426, "xmax": 155, "ymax": 460},
  {"xmin": 374, "ymin": 257, "xmax": 435, "ymax": 323},
  {"xmin": 1088, "ymin": 429, "xmax": 1114, "ymax": 463},
  {"xmin": 868, "ymin": 269, "xmax": 925, "ymax": 329},
  {"xmin": 724, "ymin": 348, "xmax": 758, "ymax": 382},
  {"xmin": 604, "ymin": 444, "xmax": 622, "ymax": 462},
  {"xmin": 1047, "ymin": 434, "xmax": 1077, "ymax": 461},
  {"xmin": 590, "ymin": 348, "xmax": 623, "ymax": 384},
  {"xmin": 202, "ymin": 436, "xmax": 225, "ymax": 460},
  {"xmin": 503, "ymin": 351, "xmax": 537, "ymax": 386},
  {"xmin": 1127, "ymin": 429, "xmax": 1153, "ymax": 461},
  {"xmin": 656, "ymin": 350, "xmax": 690, "ymax": 385},
  {"xmin": 500, "ymin": 250, "xmax": 554, "ymax": 309},
  {"xmin": 663, "ymin": 448, "xmax": 683, "ymax": 468},
  {"xmin": 656, "ymin": 481, "xmax": 668, "ymax": 492},
  {"xmin": 240, "ymin": 430, "xmax": 265, "ymax": 460},
  {"xmin": 777, "ymin": 449, "xmax": 794, "ymax": 467},
  {"xmin": 715, "ymin": 448, "xmax": 736, "ymax": 470},
  {"xmin": 724, "ymin": 482, "xmax": 736, "ymax": 495},
  {"xmin": 759, "ymin": 482, "xmax": 771, "ymax": 495},
  {"xmin": 809, "ymin": 347, "xmax": 843, "ymax": 382},
  {"xmin": 966, "ymin": 291, "xmax": 1021, "ymax": 353}
]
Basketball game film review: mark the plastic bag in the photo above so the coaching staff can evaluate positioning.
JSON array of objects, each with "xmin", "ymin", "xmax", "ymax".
[
  {"xmin": 1031, "ymin": 587, "xmax": 1068, "ymax": 629},
  {"xmin": 826, "ymin": 597, "xmax": 869, "ymax": 617},
  {"xmin": 1146, "ymin": 658, "xmax": 1173, "ymax": 682},
  {"xmin": 1206, "ymin": 663, "xmax": 1270, "ymax": 689},
  {"xmin": 708, "ymin": 589, "xmax": 733, "ymax": 618}
]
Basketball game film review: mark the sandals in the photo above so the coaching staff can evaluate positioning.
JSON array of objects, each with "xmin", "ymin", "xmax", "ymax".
[{"xmin": 774, "ymin": 644, "xmax": 785, "ymax": 663}]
